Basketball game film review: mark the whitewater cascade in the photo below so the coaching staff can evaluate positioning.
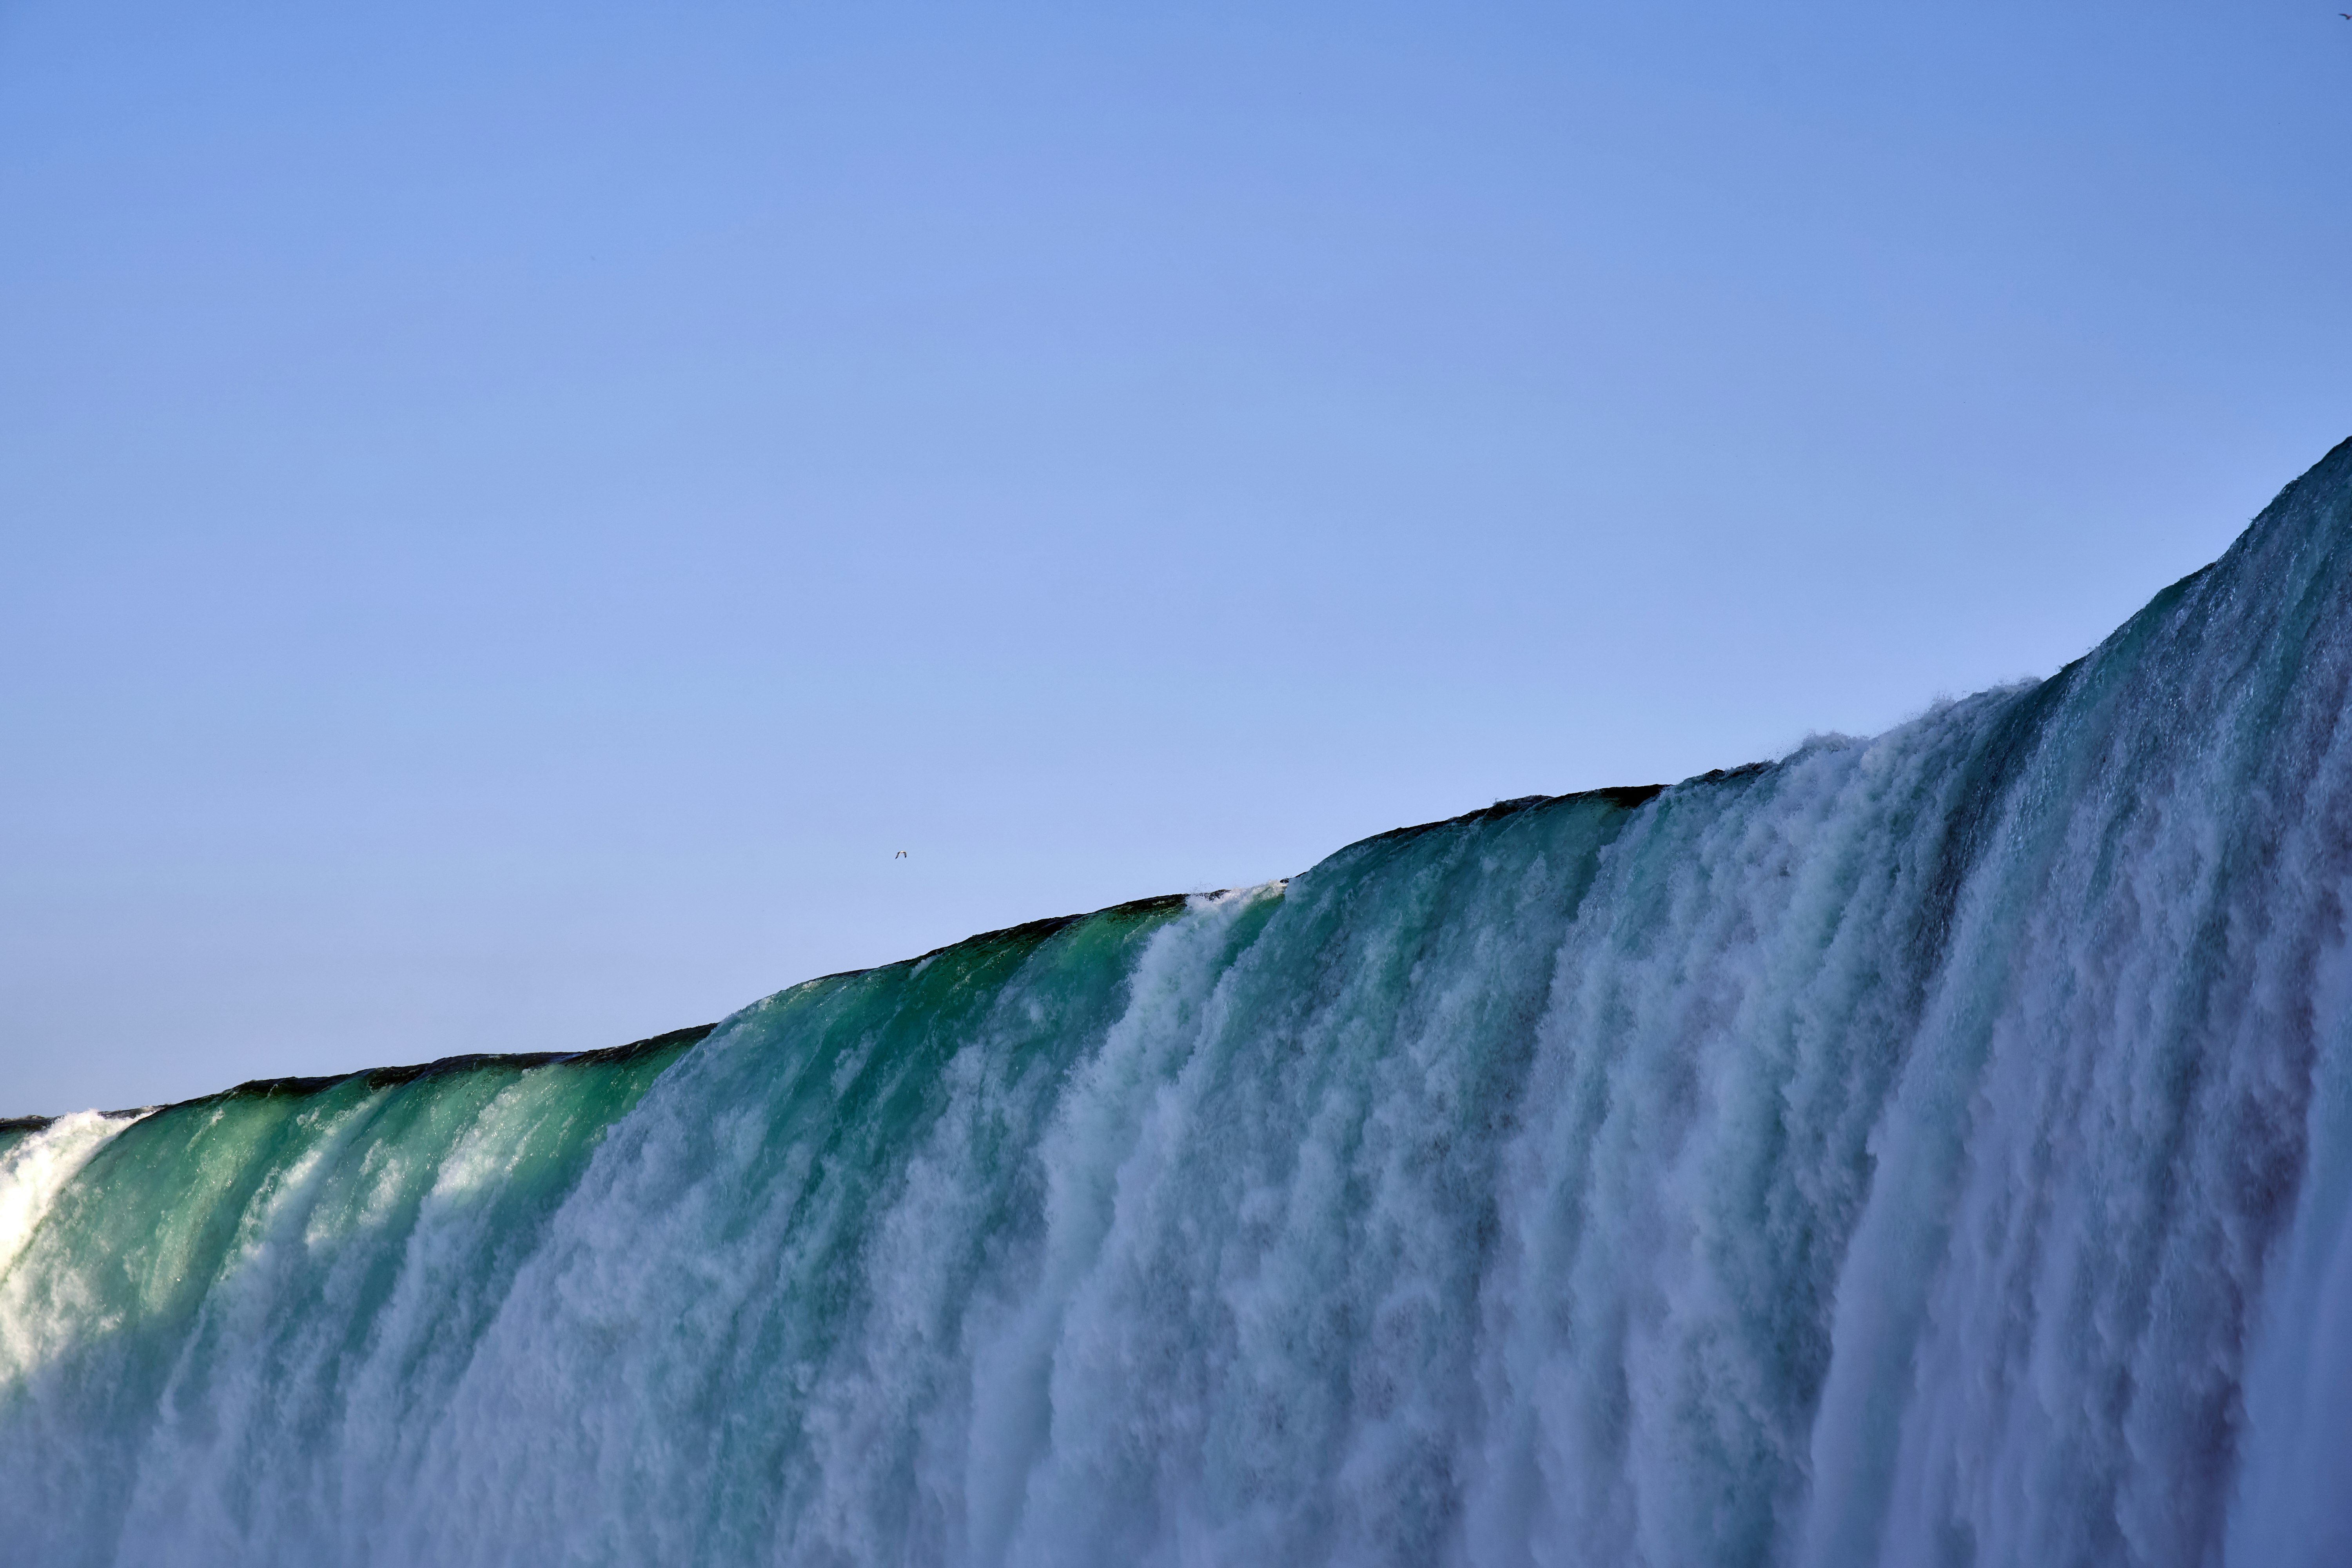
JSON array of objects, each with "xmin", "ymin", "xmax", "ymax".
[{"xmin": 7, "ymin": 444, "xmax": 2352, "ymax": 1567}]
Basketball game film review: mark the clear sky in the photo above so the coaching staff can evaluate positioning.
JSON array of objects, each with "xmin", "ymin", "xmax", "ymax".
[{"xmin": 4, "ymin": 0, "xmax": 2348, "ymax": 1115}]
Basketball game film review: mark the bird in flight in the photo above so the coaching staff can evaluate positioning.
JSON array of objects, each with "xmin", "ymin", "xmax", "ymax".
[{"xmin": 895, "ymin": 850, "xmax": 908, "ymax": 859}]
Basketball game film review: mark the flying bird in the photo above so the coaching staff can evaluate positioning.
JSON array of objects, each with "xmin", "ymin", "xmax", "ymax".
[{"xmin": 895, "ymin": 850, "xmax": 908, "ymax": 858}]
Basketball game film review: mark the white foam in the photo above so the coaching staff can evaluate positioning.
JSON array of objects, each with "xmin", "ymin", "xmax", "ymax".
[{"xmin": 0, "ymin": 1111, "xmax": 140, "ymax": 1284}]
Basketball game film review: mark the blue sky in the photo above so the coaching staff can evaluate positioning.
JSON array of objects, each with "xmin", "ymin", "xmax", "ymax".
[{"xmin": 4, "ymin": 0, "xmax": 2349, "ymax": 1113}]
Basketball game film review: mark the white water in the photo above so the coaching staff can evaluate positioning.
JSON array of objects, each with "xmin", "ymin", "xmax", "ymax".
[
  {"xmin": 0, "ymin": 1113, "xmax": 140, "ymax": 1285},
  {"xmin": 4, "ymin": 439, "xmax": 2351, "ymax": 1565}
]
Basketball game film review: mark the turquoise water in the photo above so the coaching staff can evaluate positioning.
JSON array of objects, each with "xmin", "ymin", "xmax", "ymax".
[{"xmin": 6, "ymin": 442, "xmax": 2352, "ymax": 1565}]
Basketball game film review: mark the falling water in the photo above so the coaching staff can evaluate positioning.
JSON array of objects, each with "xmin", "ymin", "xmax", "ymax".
[{"xmin": 6, "ymin": 441, "xmax": 2352, "ymax": 1566}]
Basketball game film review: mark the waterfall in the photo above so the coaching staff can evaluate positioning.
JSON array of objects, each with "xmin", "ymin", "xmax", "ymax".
[{"xmin": 6, "ymin": 440, "xmax": 2350, "ymax": 1566}]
